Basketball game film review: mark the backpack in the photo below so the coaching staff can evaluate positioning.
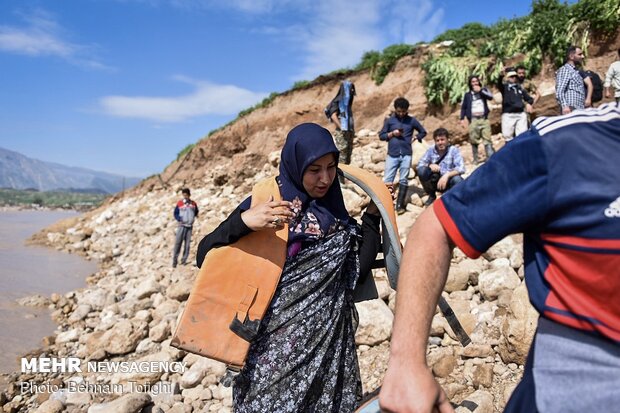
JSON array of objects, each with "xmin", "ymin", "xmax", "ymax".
[{"xmin": 584, "ymin": 70, "xmax": 603, "ymax": 102}]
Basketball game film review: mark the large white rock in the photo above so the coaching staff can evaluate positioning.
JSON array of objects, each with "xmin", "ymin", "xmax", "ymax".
[
  {"xmin": 355, "ymin": 299, "xmax": 394, "ymax": 345},
  {"xmin": 482, "ymin": 237, "xmax": 518, "ymax": 261},
  {"xmin": 34, "ymin": 400, "xmax": 64, "ymax": 413},
  {"xmin": 87, "ymin": 393, "xmax": 151, "ymax": 413},
  {"xmin": 98, "ymin": 320, "xmax": 147, "ymax": 355},
  {"xmin": 478, "ymin": 264, "xmax": 521, "ymax": 301},
  {"xmin": 499, "ymin": 281, "xmax": 538, "ymax": 365},
  {"xmin": 181, "ymin": 357, "xmax": 226, "ymax": 389},
  {"xmin": 444, "ymin": 264, "xmax": 471, "ymax": 292},
  {"xmin": 456, "ymin": 390, "xmax": 494, "ymax": 413},
  {"xmin": 129, "ymin": 278, "xmax": 161, "ymax": 300}
]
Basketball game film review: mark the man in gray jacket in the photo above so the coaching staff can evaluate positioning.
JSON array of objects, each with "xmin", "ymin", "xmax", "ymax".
[{"xmin": 173, "ymin": 188, "xmax": 198, "ymax": 267}]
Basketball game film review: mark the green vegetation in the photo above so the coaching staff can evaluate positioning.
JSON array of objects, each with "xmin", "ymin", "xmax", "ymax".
[
  {"xmin": 238, "ymin": 92, "xmax": 280, "ymax": 118},
  {"xmin": 176, "ymin": 143, "xmax": 195, "ymax": 161},
  {"xmin": 292, "ymin": 80, "xmax": 311, "ymax": 90},
  {"xmin": 420, "ymin": 0, "xmax": 619, "ymax": 106},
  {"xmin": 356, "ymin": 44, "xmax": 415, "ymax": 85},
  {"xmin": 0, "ymin": 189, "xmax": 108, "ymax": 209}
]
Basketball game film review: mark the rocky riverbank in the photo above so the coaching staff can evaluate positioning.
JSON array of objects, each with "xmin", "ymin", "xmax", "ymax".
[{"xmin": 1, "ymin": 131, "xmax": 537, "ymax": 413}]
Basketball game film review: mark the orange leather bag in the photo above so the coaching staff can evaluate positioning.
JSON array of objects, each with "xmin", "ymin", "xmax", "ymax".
[{"xmin": 171, "ymin": 177, "xmax": 288, "ymax": 370}]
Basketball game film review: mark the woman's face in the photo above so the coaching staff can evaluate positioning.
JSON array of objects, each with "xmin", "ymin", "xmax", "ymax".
[{"xmin": 302, "ymin": 153, "xmax": 337, "ymax": 198}]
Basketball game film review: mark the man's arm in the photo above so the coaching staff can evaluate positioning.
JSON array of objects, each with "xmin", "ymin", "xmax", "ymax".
[
  {"xmin": 583, "ymin": 76, "xmax": 593, "ymax": 108},
  {"xmin": 379, "ymin": 118, "xmax": 392, "ymax": 141},
  {"xmin": 480, "ymin": 87, "xmax": 493, "ymax": 100},
  {"xmin": 555, "ymin": 67, "xmax": 571, "ymax": 111},
  {"xmin": 417, "ymin": 148, "xmax": 432, "ymax": 170},
  {"xmin": 604, "ymin": 65, "xmax": 614, "ymax": 98},
  {"xmin": 414, "ymin": 119, "xmax": 427, "ymax": 142},
  {"xmin": 330, "ymin": 111, "xmax": 340, "ymax": 129},
  {"xmin": 379, "ymin": 207, "xmax": 455, "ymax": 413}
]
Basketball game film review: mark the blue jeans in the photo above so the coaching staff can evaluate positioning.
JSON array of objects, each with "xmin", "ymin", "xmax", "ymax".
[
  {"xmin": 383, "ymin": 155, "xmax": 412, "ymax": 187},
  {"xmin": 417, "ymin": 166, "xmax": 463, "ymax": 194}
]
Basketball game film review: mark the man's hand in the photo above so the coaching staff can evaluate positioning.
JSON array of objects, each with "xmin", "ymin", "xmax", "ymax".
[
  {"xmin": 392, "ymin": 129, "xmax": 402, "ymax": 138},
  {"xmin": 241, "ymin": 196, "xmax": 294, "ymax": 231},
  {"xmin": 380, "ymin": 361, "xmax": 454, "ymax": 413},
  {"xmin": 585, "ymin": 98, "xmax": 592, "ymax": 108},
  {"xmin": 562, "ymin": 106, "xmax": 571, "ymax": 115},
  {"xmin": 605, "ymin": 88, "xmax": 611, "ymax": 99},
  {"xmin": 429, "ymin": 164, "xmax": 441, "ymax": 174},
  {"xmin": 437, "ymin": 175, "xmax": 450, "ymax": 191},
  {"xmin": 525, "ymin": 103, "xmax": 533, "ymax": 114}
]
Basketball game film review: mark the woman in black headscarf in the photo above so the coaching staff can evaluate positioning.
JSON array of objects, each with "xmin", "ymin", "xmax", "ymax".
[{"xmin": 196, "ymin": 123, "xmax": 383, "ymax": 412}]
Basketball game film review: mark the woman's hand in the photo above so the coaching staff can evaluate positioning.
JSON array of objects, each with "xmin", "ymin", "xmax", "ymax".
[
  {"xmin": 366, "ymin": 183, "xmax": 395, "ymax": 216},
  {"xmin": 241, "ymin": 196, "xmax": 294, "ymax": 231}
]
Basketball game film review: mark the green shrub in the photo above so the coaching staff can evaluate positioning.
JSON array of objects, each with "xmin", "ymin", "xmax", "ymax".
[
  {"xmin": 176, "ymin": 143, "xmax": 195, "ymax": 161},
  {"xmin": 433, "ymin": 22, "xmax": 492, "ymax": 44},
  {"xmin": 372, "ymin": 44, "xmax": 414, "ymax": 85},
  {"xmin": 356, "ymin": 50, "xmax": 381, "ymax": 71},
  {"xmin": 292, "ymin": 80, "xmax": 311, "ymax": 90},
  {"xmin": 238, "ymin": 92, "xmax": 279, "ymax": 118},
  {"xmin": 571, "ymin": 0, "xmax": 620, "ymax": 34}
]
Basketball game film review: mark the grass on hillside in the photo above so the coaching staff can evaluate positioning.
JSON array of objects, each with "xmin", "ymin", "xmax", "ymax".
[{"xmin": 0, "ymin": 189, "xmax": 108, "ymax": 210}]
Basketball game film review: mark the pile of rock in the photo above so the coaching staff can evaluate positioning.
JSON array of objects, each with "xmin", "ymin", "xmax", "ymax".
[{"xmin": 1, "ymin": 134, "xmax": 537, "ymax": 413}]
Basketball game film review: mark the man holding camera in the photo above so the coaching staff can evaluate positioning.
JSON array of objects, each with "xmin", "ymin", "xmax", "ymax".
[{"xmin": 379, "ymin": 97, "xmax": 427, "ymax": 214}]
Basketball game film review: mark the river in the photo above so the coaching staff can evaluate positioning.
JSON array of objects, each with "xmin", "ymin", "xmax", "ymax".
[{"xmin": 0, "ymin": 210, "xmax": 97, "ymax": 374}]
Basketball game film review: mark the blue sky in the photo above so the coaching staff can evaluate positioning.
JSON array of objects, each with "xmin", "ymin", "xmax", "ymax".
[{"xmin": 0, "ymin": 0, "xmax": 538, "ymax": 178}]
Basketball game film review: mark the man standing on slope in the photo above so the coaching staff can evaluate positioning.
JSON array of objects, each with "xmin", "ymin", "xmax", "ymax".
[
  {"xmin": 325, "ymin": 80, "xmax": 356, "ymax": 165},
  {"xmin": 497, "ymin": 67, "xmax": 534, "ymax": 142},
  {"xmin": 380, "ymin": 102, "xmax": 620, "ymax": 412},
  {"xmin": 555, "ymin": 45, "xmax": 587, "ymax": 114},
  {"xmin": 172, "ymin": 188, "xmax": 198, "ymax": 267},
  {"xmin": 604, "ymin": 48, "xmax": 620, "ymax": 104},
  {"xmin": 459, "ymin": 75, "xmax": 494, "ymax": 164},
  {"xmin": 379, "ymin": 97, "xmax": 427, "ymax": 214}
]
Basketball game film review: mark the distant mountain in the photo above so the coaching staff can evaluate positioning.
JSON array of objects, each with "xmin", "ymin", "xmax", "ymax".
[{"xmin": 0, "ymin": 147, "xmax": 141, "ymax": 194}]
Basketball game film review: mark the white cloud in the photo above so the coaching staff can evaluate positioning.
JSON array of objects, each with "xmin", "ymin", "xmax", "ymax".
[
  {"xmin": 290, "ymin": 0, "xmax": 383, "ymax": 80},
  {"xmin": 388, "ymin": 0, "xmax": 445, "ymax": 44},
  {"xmin": 0, "ymin": 9, "xmax": 112, "ymax": 70},
  {"xmin": 209, "ymin": 0, "xmax": 446, "ymax": 81},
  {"xmin": 99, "ymin": 76, "xmax": 268, "ymax": 122}
]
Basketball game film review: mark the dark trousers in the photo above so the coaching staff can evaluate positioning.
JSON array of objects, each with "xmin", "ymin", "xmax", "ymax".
[{"xmin": 416, "ymin": 166, "xmax": 463, "ymax": 195}]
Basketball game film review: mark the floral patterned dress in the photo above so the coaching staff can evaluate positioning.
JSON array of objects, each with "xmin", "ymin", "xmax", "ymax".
[{"xmin": 233, "ymin": 224, "xmax": 363, "ymax": 412}]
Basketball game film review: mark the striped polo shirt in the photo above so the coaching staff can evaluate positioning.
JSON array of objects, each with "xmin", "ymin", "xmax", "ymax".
[{"xmin": 434, "ymin": 103, "xmax": 620, "ymax": 342}]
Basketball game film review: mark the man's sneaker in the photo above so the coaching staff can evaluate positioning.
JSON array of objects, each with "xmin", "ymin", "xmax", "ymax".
[
  {"xmin": 396, "ymin": 206, "xmax": 406, "ymax": 215},
  {"xmin": 424, "ymin": 195, "xmax": 436, "ymax": 207}
]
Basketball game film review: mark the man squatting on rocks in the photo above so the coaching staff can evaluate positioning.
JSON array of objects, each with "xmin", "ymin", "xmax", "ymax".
[
  {"xmin": 416, "ymin": 128, "xmax": 465, "ymax": 207},
  {"xmin": 172, "ymin": 188, "xmax": 198, "ymax": 267},
  {"xmin": 379, "ymin": 97, "xmax": 427, "ymax": 215},
  {"xmin": 380, "ymin": 102, "xmax": 620, "ymax": 412},
  {"xmin": 497, "ymin": 67, "xmax": 534, "ymax": 142},
  {"xmin": 459, "ymin": 75, "xmax": 494, "ymax": 164}
]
